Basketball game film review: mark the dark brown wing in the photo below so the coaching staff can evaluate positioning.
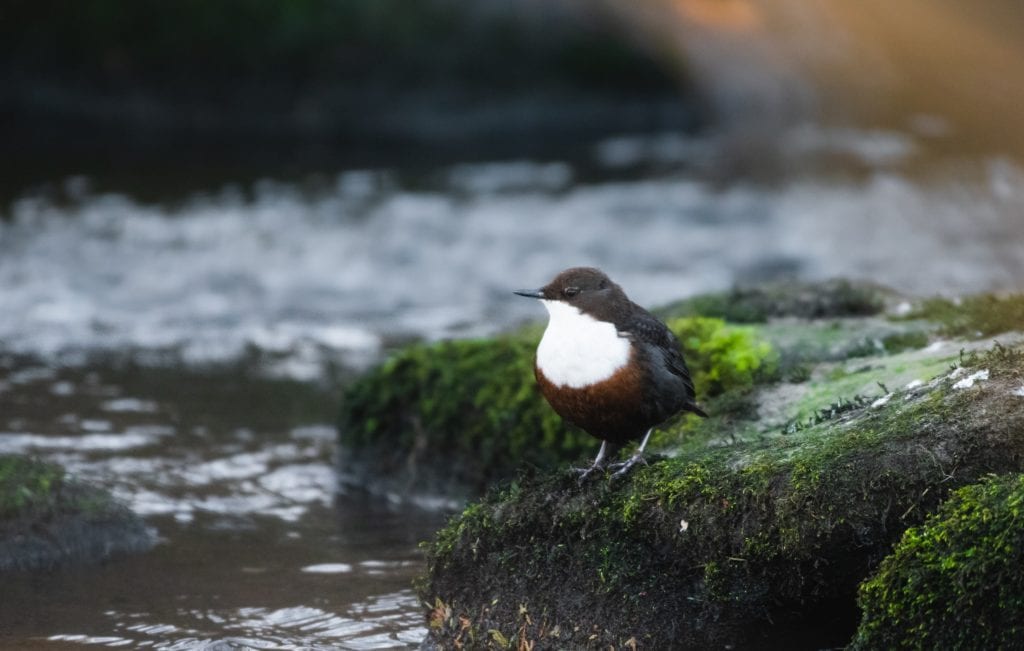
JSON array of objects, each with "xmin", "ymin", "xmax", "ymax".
[{"xmin": 618, "ymin": 307, "xmax": 708, "ymax": 418}]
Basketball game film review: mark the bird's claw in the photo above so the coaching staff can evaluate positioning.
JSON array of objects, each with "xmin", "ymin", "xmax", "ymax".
[
  {"xmin": 609, "ymin": 454, "xmax": 647, "ymax": 480},
  {"xmin": 572, "ymin": 464, "xmax": 604, "ymax": 484},
  {"xmin": 573, "ymin": 452, "xmax": 647, "ymax": 484}
]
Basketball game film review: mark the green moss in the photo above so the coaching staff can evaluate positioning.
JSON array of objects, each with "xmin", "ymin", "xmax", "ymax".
[
  {"xmin": 843, "ymin": 330, "xmax": 930, "ymax": 359},
  {"xmin": 904, "ymin": 293, "xmax": 1024, "ymax": 338},
  {"xmin": 339, "ymin": 334, "xmax": 579, "ymax": 493},
  {"xmin": 881, "ymin": 331, "xmax": 930, "ymax": 354},
  {"xmin": 784, "ymin": 394, "xmax": 873, "ymax": 433},
  {"xmin": 960, "ymin": 340, "xmax": 1024, "ymax": 378},
  {"xmin": 0, "ymin": 454, "xmax": 152, "ymax": 571},
  {"xmin": 0, "ymin": 455, "xmax": 64, "ymax": 521},
  {"xmin": 760, "ymin": 318, "xmax": 933, "ymax": 365},
  {"xmin": 660, "ymin": 280, "xmax": 888, "ymax": 324},
  {"xmin": 0, "ymin": 454, "xmax": 126, "ymax": 529},
  {"xmin": 779, "ymin": 347, "xmax": 958, "ymax": 427},
  {"xmin": 419, "ymin": 342, "xmax": 1024, "ymax": 648},
  {"xmin": 668, "ymin": 317, "xmax": 778, "ymax": 396},
  {"xmin": 662, "ymin": 291, "xmax": 772, "ymax": 324},
  {"xmin": 652, "ymin": 318, "xmax": 776, "ymax": 450},
  {"xmin": 339, "ymin": 318, "xmax": 777, "ymax": 494},
  {"xmin": 853, "ymin": 473, "xmax": 1024, "ymax": 650}
]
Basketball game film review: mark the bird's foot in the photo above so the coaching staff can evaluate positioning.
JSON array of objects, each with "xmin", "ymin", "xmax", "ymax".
[
  {"xmin": 609, "ymin": 453, "xmax": 647, "ymax": 480},
  {"xmin": 572, "ymin": 464, "xmax": 605, "ymax": 484}
]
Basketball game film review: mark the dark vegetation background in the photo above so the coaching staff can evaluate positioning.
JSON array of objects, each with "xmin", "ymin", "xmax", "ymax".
[{"xmin": 0, "ymin": 0, "xmax": 694, "ymax": 174}]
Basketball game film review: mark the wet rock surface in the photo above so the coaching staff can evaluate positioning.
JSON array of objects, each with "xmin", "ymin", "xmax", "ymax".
[
  {"xmin": 853, "ymin": 471, "xmax": 1024, "ymax": 649},
  {"xmin": 370, "ymin": 285, "xmax": 1024, "ymax": 649},
  {"xmin": 418, "ymin": 341, "xmax": 1024, "ymax": 648},
  {"xmin": 0, "ymin": 455, "xmax": 153, "ymax": 572}
]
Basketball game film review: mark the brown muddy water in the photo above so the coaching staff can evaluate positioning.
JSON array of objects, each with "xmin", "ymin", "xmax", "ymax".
[{"xmin": 0, "ymin": 357, "xmax": 447, "ymax": 649}]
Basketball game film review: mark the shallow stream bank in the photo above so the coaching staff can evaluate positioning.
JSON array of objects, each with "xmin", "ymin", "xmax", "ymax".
[
  {"xmin": 337, "ymin": 284, "xmax": 1024, "ymax": 648},
  {"xmin": 0, "ymin": 454, "xmax": 152, "ymax": 572}
]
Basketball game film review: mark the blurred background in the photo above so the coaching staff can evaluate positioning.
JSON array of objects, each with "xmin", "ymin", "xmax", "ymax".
[{"xmin": 1, "ymin": 0, "xmax": 1023, "ymax": 648}]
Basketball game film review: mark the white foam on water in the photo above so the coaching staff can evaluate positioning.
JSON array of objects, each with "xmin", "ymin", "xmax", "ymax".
[
  {"xmin": 0, "ymin": 430, "xmax": 167, "ymax": 453},
  {"xmin": 258, "ymin": 464, "xmax": 336, "ymax": 505},
  {"xmin": 301, "ymin": 563, "xmax": 353, "ymax": 574},
  {"xmin": 290, "ymin": 424, "xmax": 337, "ymax": 441},
  {"xmin": 53, "ymin": 587, "xmax": 428, "ymax": 649},
  {"xmin": 80, "ymin": 419, "xmax": 112, "ymax": 432},
  {"xmin": 50, "ymin": 380, "xmax": 75, "ymax": 396},
  {"xmin": 101, "ymin": 398, "xmax": 159, "ymax": 413},
  {"xmin": 47, "ymin": 635, "xmax": 134, "ymax": 646},
  {"xmin": 2, "ymin": 141, "xmax": 1024, "ymax": 380}
]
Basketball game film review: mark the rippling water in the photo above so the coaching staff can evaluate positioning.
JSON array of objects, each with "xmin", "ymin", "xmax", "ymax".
[
  {"xmin": 0, "ymin": 359, "xmax": 446, "ymax": 650},
  {"xmin": 1, "ymin": 126, "xmax": 1023, "ymax": 649},
  {"xmin": 3, "ymin": 129, "xmax": 1022, "ymax": 382}
]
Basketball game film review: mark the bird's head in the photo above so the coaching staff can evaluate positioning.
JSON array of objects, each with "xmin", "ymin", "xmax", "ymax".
[{"xmin": 514, "ymin": 267, "xmax": 627, "ymax": 319}]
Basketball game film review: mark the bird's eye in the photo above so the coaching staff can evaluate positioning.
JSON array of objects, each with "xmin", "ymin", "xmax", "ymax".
[{"xmin": 563, "ymin": 286, "xmax": 580, "ymax": 298}]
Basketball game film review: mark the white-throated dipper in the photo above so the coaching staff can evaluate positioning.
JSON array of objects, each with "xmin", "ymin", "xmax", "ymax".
[{"xmin": 515, "ymin": 267, "xmax": 707, "ymax": 480}]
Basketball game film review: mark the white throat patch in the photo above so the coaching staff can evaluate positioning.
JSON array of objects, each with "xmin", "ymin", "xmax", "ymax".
[{"xmin": 536, "ymin": 300, "xmax": 631, "ymax": 388}]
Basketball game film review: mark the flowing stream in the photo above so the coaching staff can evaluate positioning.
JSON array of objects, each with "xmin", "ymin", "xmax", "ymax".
[
  {"xmin": 2, "ymin": 126, "xmax": 1022, "ymax": 649},
  {"xmin": 3, "ymin": 3, "xmax": 1024, "ymax": 648}
]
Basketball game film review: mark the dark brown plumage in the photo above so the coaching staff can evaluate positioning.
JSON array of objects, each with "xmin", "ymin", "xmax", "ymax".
[{"xmin": 515, "ymin": 267, "xmax": 707, "ymax": 480}]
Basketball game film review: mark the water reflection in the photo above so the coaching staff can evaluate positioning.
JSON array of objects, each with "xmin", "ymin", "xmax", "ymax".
[
  {"xmin": 47, "ymin": 590, "xmax": 426, "ymax": 650},
  {"xmin": 0, "ymin": 359, "xmax": 446, "ymax": 650}
]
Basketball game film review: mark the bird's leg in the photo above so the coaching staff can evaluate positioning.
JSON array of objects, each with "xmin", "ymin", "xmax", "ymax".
[
  {"xmin": 573, "ymin": 440, "xmax": 611, "ymax": 483},
  {"xmin": 610, "ymin": 428, "xmax": 653, "ymax": 479}
]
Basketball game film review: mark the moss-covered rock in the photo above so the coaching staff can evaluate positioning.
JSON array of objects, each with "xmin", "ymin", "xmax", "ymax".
[
  {"xmin": 403, "ymin": 286, "xmax": 1024, "ymax": 646},
  {"xmin": 0, "ymin": 455, "xmax": 152, "ymax": 572},
  {"xmin": 339, "ymin": 284, "xmax": 1024, "ymax": 503},
  {"xmin": 338, "ymin": 335, "xmax": 580, "ymax": 501},
  {"xmin": 337, "ymin": 318, "xmax": 775, "ymax": 500},
  {"xmin": 901, "ymin": 293, "xmax": 1024, "ymax": 338},
  {"xmin": 853, "ymin": 472, "xmax": 1024, "ymax": 650},
  {"xmin": 337, "ymin": 284, "xmax": 1024, "ymax": 643},
  {"xmin": 667, "ymin": 316, "xmax": 777, "ymax": 396},
  {"xmin": 417, "ymin": 341, "xmax": 1024, "ymax": 648},
  {"xmin": 658, "ymin": 279, "xmax": 892, "ymax": 323}
]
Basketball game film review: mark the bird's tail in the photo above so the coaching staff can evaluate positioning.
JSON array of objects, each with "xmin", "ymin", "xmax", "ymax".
[{"xmin": 688, "ymin": 403, "xmax": 709, "ymax": 418}]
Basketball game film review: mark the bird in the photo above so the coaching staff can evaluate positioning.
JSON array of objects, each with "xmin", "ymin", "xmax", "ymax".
[{"xmin": 515, "ymin": 267, "xmax": 707, "ymax": 481}]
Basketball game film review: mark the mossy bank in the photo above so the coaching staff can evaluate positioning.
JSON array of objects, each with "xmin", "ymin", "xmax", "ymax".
[
  {"xmin": 338, "ymin": 317, "xmax": 777, "ymax": 502},
  {"xmin": 0, "ymin": 455, "xmax": 153, "ymax": 572},
  {"xmin": 853, "ymin": 471, "xmax": 1024, "ymax": 649},
  {"xmin": 419, "ymin": 340, "xmax": 1024, "ymax": 648},
  {"xmin": 336, "ymin": 283, "xmax": 1024, "ymax": 647},
  {"xmin": 337, "ymin": 280, "xmax": 914, "ymax": 499}
]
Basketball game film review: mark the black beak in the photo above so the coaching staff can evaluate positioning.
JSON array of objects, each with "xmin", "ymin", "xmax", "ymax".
[{"xmin": 513, "ymin": 288, "xmax": 545, "ymax": 299}]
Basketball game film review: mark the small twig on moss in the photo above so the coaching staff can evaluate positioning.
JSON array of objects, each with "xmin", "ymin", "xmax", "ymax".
[{"xmin": 784, "ymin": 394, "xmax": 873, "ymax": 433}]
